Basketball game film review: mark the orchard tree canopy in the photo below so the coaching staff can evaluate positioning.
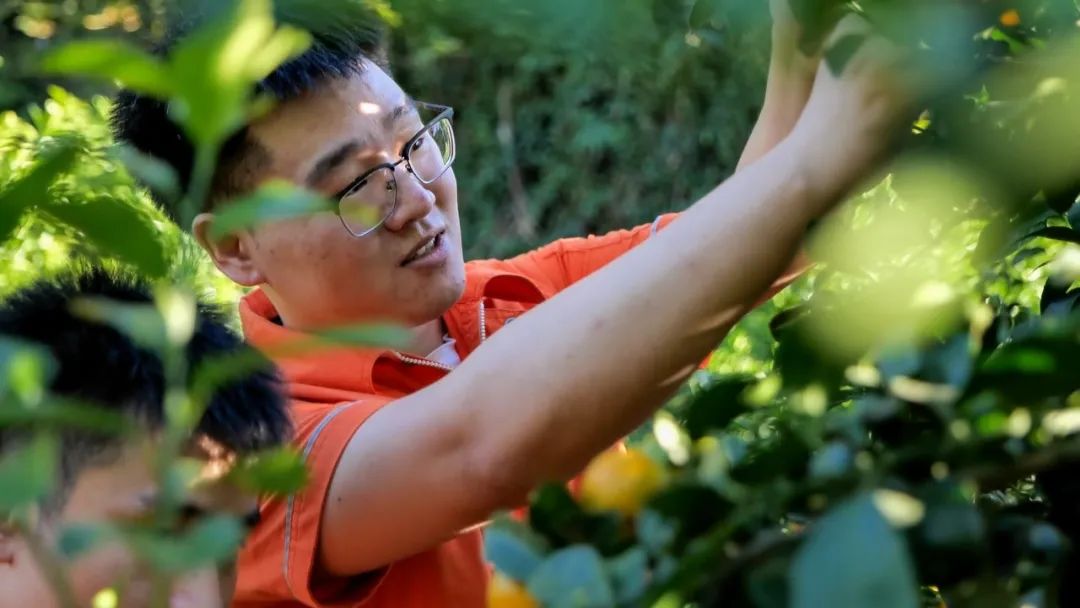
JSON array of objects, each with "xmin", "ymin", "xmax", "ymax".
[{"xmin": 0, "ymin": 1, "xmax": 1078, "ymax": 607}]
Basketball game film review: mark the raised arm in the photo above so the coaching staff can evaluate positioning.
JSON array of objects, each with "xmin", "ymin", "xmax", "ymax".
[{"xmin": 321, "ymin": 18, "xmax": 915, "ymax": 577}]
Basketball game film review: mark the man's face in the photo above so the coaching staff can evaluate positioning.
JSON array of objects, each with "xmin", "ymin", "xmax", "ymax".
[
  {"xmin": 0, "ymin": 440, "xmax": 255, "ymax": 608},
  {"xmin": 207, "ymin": 59, "xmax": 467, "ymax": 330}
]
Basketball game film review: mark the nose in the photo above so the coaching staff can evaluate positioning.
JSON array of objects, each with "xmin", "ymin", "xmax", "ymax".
[{"xmin": 381, "ymin": 162, "xmax": 437, "ymax": 233}]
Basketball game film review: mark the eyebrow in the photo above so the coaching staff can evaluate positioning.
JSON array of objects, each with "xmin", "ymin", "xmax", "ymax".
[{"xmin": 304, "ymin": 99, "xmax": 420, "ymax": 188}]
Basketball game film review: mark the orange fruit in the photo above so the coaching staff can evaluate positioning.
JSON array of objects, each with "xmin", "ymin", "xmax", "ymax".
[
  {"xmin": 487, "ymin": 573, "xmax": 539, "ymax": 608},
  {"xmin": 580, "ymin": 448, "xmax": 667, "ymax": 517},
  {"xmin": 1000, "ymin": 9, "xmax": 1021, "ymax": 27}
]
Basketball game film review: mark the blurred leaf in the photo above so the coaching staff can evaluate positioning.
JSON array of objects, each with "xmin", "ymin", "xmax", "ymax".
[
  {"xmin": 0, "ymin": 434, "xmax": 58, "ymax": 510},
  {"xmin": 40, "ymin": 40, "xmax": 173, "ymax": 97},
  {"xmin": 0, "ymin": 140, "xmax": 80, "ymax": 242},
  {"xmin": 229, "ymin": 447, "xmax": 308, "ymax": 496},
  {"xmin": 790, "ymin": 493, "xmax": 920, "ymax": 608},
  {"xmin": 0, "ymin": 397, "xmax": 130, "ymax": 435},
  {"xmin": 169, "ymin": 0, "xmax": 311, "ymax": 148},
  {"xmin": 42, "ymin": 197, "xmax": 168, "ymax": 278},
  {"xmin": 527, "ymin": 545, "xmax": 615, "ymax": 608},
  {"xmin": 529, "ymin": 484, "xmax": 626, "ymax": 555},
  {"xmin": 113, "ymin": 145, "xmax": 181, "ymax": 204},
  {"xmin": 683, "ymin": 376, "xmax": 754, "ymax": 439},
  {"xmin": 485, "ymin": 524, "xmax": 547, "ymax": 583},
  {"xmin": 208, "ymin": 182, "xmax": 333, "ymax": 240},
  {"xmin": 646, "ymin": 483, "xmax": 732, "ymax": 550},
  {"xmin": 129, "ymin": 514, "xmax": 246, "ymax": 573},
  {"xmin": 808, "ymin": 441, "xmax": 854, "ymax": 480},
  {"xmin": 607, "ymin": 547, "xmax": 648, "ymax": 605},
  {"xmin": 69, "ymin": 296, "xmax": 167, "ymax": 353},
  {"xmin": 824, "ymin": 33, "xmax": 866, "ymax": 75},
  {"xmin": 58, "ymin": 523, "xmax": 115, "ymax": 559},
  {"xmin": 1027, "ymin": 226, "xmax": 1080, "ymax": 245},
  {"xmin": 689, "ymin": 0, "xmax": 721, "ymax": 30},
  {"xmin": 635, "ymin": 507, "xmax": 678, "ymax": 556}
]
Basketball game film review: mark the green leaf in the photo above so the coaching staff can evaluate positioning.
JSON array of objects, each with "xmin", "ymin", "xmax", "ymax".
[
  {"xmin": 808, "ymin": 441, "xmax": 854, "ymax": 480},
  {"xmin": 790, "ymin": 493, "xmax": 920, "ymax": 608},
  {"xmin": 683, "ymin": 376, "xmax": 754, "ymax": 439},
  {"xmin": 42, "ymin": 197, "xmax": 168, "ymax": 278},
  {"xmin": 58, "ymin": 523, "xmax": 115, "ymax": 559},
  {"xmin": 689, "ymin": 0, "xmax": 721, "ymax": 30},
  {"xmin": 168, "ymin": 0, "xmax": 310, "ymax": 148},
  {"xmin": 645, "ymin": 483, "xmax": 731, "ymax": 550},
  {"xmin": 40, "ymin": 40, "xmax": 173, "ymax": 98},
  {"xmin": 209, "ymin": 182, "xmax": 333, "ymax": 240},
  {"xmin": 0, "ymin": 140, "xmax": 80, "ymax": 242},
  {"xmin": 68, "ymin": 296, "xmax": 167, "ymax": 354},
  {"xmin": 529, "ymin": 484, "xmax": 626, "ymax": 554},
  {"xmin": 606, "ymin": 547, "xmax": 648, "ymax": 605},
  {"xmin": 129, "ymin": 514, "xmax": 246, "ymax": 574},
  {"xmin": 485, "ymin": 524, "xmax": 546, "ymax": 583},
  {"xmin": 0, "ymin": 397, "xmax": 130, "ymax": 436},
  {"xmin": 230, "ymin": 447, "xmax": 309, "ymax": 496},
  {"xmin": 824, "ymin": 33, "xmax": 867, "ymax": 75},
  {"xmin": 0, "ymin": 434, "xmax": 58, "ymax": 510},
  {"xmin": 528, "ymin": 545, "xmax": 616, "ymax": 608},
  {"xmin": 113, "ymin": 145, "xmax": 181, "ymax": 204},
  {"xmin": 1026, "ymin": 226, "xmax": 1080, "ymax": 245}
]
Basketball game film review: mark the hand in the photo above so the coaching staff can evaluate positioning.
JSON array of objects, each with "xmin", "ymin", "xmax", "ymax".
[
  {"xmin": 769, "ymin": 0, "xmax": 819, "ymax": 76},
  {"xmin": 786, "ymin": 15, "xmax": 923, "ymax": 211}
]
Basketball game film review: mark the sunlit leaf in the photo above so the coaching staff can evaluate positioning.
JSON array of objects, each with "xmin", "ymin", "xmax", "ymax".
[
  {"xmin": 42, "ymin": 197, "xmax": 168, "ymax": 278},
  {"xmin": 40, "ymin": 40, "xmax": 173, "ymax": 98},
  {"xmin": 208, "ymin": 182, "xmax": 333, "ymax": 240},
  {"xmin": 230, "ymin": 447, "xmax": 309, "ymax": 496}
]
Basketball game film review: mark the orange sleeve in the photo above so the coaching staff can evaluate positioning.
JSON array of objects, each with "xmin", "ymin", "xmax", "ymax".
[
  {"xmin": 234, "ymin": 399, "xmax": 391, "ymax": 607},
  {"xmin": 502, "ymin": 213, "xmax": 807, "ymax": 301}
]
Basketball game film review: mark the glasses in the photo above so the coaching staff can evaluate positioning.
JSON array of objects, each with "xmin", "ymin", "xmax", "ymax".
[{"xmin": 333, "ymin": 102, "xmax": 456, "ymax": 238}]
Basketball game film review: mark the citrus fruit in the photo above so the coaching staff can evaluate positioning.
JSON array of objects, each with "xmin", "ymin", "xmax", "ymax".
[
  {"xmin": 487, "ymin": 572, "xmax": 539, "ymax": 608},
  {"xmin": 579, "ymin": 448, "xmax": 667, "ymax": 517}
]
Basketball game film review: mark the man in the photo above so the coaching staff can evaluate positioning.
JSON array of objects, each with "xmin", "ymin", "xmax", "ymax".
[
  {"xmin": 112, "ymin": 2, "xmax": 920, "ymax": 606},
  {"xmin": 0, "ymin": 270, "xmax": 291, "ymax": 607}
]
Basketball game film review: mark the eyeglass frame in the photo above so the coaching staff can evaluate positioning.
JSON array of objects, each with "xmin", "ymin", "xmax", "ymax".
[{"xmin": 332, "ymin": 101, "xmax": 456, "ymax": 238}]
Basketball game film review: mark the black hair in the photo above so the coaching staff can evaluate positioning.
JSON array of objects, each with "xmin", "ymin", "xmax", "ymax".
[
  {"xmin": 0, "ymin": 269, "xmax": 291, "ymax": 510},
  {"xmin": 110, "ymin": 0, "xmax": 387, "ymax": 225}
]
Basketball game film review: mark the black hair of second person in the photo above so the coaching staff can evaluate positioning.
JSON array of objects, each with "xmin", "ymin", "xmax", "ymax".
[
  {"xmin": 0, "ymin": 269, "xmax": 291, "ymax": 510},
  {"xmin": 109, "ymin": 2, "xmax": 388, "ymax": 225}
]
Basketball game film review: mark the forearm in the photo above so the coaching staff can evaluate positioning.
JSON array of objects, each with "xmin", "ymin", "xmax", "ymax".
[
  {"xmin": 737, "ymin": 40, "xmax": 817, "ymax": 171},
  {"xmin": 458, "ymin": 136, "xmax": 825, "ymax": 497}
]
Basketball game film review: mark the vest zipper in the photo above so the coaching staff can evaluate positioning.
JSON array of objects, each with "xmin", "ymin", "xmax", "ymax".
[
  {"xmin": 478, "ymin": 301, "xmax": 487, "ymax": 343},
  {"xmin": 393, "ymin": 301, "xmax": 486, "ymax": 372},
  {"xmin": 394, "ymin": 352, "xmax": 454, "ymax": 372}
]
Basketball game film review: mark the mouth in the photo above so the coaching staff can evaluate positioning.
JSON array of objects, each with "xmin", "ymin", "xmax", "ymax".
[{"xmin": 401, "ymin": 230, "xmax": 448, "ymax": 267}]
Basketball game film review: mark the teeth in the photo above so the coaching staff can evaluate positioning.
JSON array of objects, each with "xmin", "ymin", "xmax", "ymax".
[{"xmin": 414, "ymin": 237, "xmax": 436, "ymax": 259}]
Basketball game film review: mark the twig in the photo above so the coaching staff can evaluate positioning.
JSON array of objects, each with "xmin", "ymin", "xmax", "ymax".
[
  {"xmin": 964, "ymin": 437, "xmax": 1080, "ymax": 492},
  {"xmin": 14, "ymin": 518, "xmax": 78, "ymax": 608}
]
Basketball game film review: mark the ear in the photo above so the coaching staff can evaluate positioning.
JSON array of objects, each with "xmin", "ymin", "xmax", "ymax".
[
  {"xmin": 0, "ymin": 520, "xmax": 17, "ymax": 566},
  {"xmin": 192, "ymin": 213, "xmax": 267, "ymax": 287}
]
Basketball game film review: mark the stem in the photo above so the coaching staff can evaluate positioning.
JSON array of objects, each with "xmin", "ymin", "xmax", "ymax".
[
  {"xmin": 178, "ymin": 143, "xmax": 219, "ymax": 229},
  {"xmin": 964, "ymin": 437, "xmax": 1080, "ymax": 492},
  {"xmin": 14, "ymin": 518, "xmax": 78, "ymax": 608}
]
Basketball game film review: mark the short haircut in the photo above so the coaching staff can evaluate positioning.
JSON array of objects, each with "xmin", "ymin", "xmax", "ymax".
[
  {"xmin": 110, "ymin": 1, "xmax": 387, "ymax": 225},
  {"xmin": 0, "ymin": 269, "xmax": 291, "ymax": 512}
]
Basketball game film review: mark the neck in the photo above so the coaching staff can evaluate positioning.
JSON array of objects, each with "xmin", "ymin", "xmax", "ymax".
[
  {"xmin": 407, "ymin": 318, "xmax": 446, "ymax": 356},
  {"xmin": 262, "ymin": 287, "xmax": 446, "ymax": 356}
]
